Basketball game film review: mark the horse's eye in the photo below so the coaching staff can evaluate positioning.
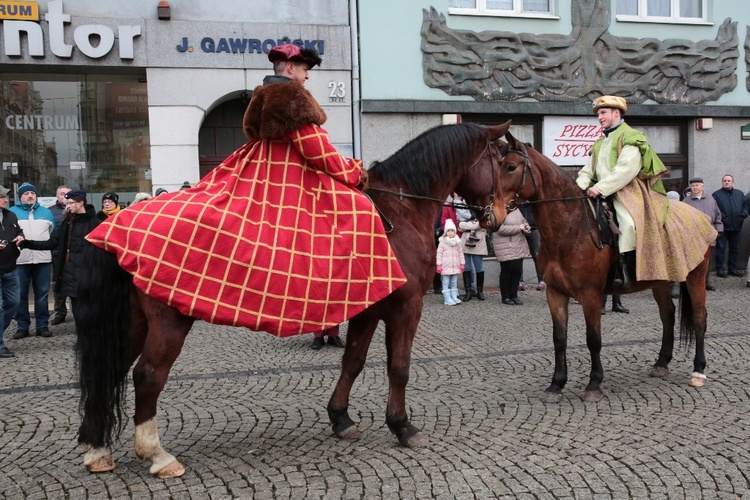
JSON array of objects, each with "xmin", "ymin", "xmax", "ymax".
[{"xmin": 506, "ymin": 164, "xmax": 517, "ymax": 173}]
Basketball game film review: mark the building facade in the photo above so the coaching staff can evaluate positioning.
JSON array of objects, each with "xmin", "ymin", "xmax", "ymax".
[
  {"xmin": 0, "ymin": 0, "xmax": 354, "ymax": 206},
  {"xmin": 358, "ymin": 0, "xmax": 750, "ymax": 199}
]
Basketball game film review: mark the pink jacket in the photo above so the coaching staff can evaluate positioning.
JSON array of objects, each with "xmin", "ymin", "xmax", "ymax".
[{"xmin": 436, "ymin": 236, "xmax": 465, "ymax": 275}]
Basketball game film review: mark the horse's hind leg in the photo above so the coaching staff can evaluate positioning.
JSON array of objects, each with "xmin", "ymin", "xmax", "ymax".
[
  {"xmin": 328, "ymin": 314, "xmax": 379, "ymax": 440},
  {"xmin": 132, "ymin": 291, "xmax": 194, "ymax": 478},
  {"xmin": 650, "ymin": 282, "xmax": 675, "ymax": 378}
]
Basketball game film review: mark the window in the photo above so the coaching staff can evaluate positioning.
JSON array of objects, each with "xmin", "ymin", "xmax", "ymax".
[
  {"xmin": 449, "ymin": 0, "xmax": 553, "ymax": 17},
  {"xmin": 616, "ymin": 0, "xmax": 707, "ymax": 23}
]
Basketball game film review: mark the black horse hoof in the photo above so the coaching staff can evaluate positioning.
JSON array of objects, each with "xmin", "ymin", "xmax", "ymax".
[{"xmin": 650, "ymin": 365, "xmax": 669, "ymax": 378}]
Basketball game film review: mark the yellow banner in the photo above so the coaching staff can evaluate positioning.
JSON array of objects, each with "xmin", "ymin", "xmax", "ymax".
[{"xmin": 0, "ymin": 1, "xmax": 38, "ymax": 20}]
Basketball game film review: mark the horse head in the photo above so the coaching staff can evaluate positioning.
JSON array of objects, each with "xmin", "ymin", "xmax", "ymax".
[
  {"xmin": 456, "ymin": 121, "xmax": 512, "ymax": 231},
  {"xmin": 489, "ymin": 127, "xmax": 538, "ymax": 226}
]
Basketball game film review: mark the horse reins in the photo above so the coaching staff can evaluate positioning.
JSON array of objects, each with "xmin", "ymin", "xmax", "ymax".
[
  {"xmin": 502, "ymin": 142, "xmax": 604, "ymax": 249},
  {"xmin": 365, "ymin": 130, "xmax": 498, "ymax": 229}
]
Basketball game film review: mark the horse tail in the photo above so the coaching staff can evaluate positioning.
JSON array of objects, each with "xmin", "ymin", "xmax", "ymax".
[
  {"xmin": 678, "ymin": 281, "xmax": 695, "ymax": 347},
  {"xmin": 76, "ymin": 241, "xmax": 133, "ymax": 449}
]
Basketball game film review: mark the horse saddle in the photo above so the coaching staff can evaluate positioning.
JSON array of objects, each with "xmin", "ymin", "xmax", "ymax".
[{"xmin": 589, "ymin": 197, "xmax": 618, "ymax": 249}]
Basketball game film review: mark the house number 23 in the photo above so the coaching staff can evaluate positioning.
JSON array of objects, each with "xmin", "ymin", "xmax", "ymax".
[{"xmin": 328, "ymin": 82, "xmax": 346, "ymax": 102}]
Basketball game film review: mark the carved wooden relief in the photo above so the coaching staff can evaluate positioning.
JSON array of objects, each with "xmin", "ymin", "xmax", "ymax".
[{"xmin": 421, "ymin": 0, "xmax": 738, "ymax": 104}]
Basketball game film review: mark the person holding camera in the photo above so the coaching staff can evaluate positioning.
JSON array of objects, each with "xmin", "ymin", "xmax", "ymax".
[
  {"xmin": 0, "ymin": 185, "xmax": 25, "ymax": 358},
  {"xmin": 493, "ymin": 208, "xmax": 531, "ymax": 305}
]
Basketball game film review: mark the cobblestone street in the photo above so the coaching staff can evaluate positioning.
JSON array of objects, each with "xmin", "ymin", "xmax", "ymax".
[{"xmin": 1, "ymin": 269, "xmax": 749, "ymax": 498}]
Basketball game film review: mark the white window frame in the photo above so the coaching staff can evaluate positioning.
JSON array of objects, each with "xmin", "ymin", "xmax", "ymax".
[
  {"xmin": 448, "ymin": 0, "xmax": 558, "ymax": 20},
  {"xmin": 616, "ymin": 0, "xmax": 712, "ymax": 25}
]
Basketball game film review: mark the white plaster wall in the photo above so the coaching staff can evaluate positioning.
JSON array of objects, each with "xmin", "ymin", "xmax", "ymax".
[{"xmin": 690, "ymin": 119, "xmax": 750, "ymax": 195}]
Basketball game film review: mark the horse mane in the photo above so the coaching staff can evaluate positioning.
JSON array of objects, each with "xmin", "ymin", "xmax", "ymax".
[{"xmin": 368, "ymin": 123, "xmax": 486, "ymax": 196}]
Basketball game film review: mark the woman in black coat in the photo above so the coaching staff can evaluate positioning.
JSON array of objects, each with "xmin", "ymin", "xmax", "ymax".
[{"xmin": 21, "ymin": 190, "xmax": 99, "ymax": 315}]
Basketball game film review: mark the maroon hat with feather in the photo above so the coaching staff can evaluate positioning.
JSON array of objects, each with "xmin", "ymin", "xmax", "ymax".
[{"xmin": 268, "ymin": 44, "xmax": 322, "ymax": 68}]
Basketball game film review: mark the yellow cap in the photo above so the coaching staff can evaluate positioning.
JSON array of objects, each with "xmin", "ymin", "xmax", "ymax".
[{"xmin": 592, "ymin": 95, "xmax": 627, "ymax": 114}]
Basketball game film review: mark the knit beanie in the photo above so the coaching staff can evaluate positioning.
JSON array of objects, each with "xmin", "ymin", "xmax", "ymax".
[
  {"xmin": 444, "ymin": 219, "xmax": 457, "ymax": 233},
  {"xmin": 17, "ymin": 182, "xmax": 37, "ymax": 196},
  {"xmin": 102, "ymin": 192, "xmax": 119, "ymax": 204}
]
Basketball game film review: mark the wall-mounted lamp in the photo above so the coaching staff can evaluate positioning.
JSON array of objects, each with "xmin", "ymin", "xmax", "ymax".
[
  {"xmin": 696, "ymin": 118, "xmax": 713, "ymax": 130},
  {"xmin": 158, "ymin": 1, "xmax": 170, "ymax": 20}
]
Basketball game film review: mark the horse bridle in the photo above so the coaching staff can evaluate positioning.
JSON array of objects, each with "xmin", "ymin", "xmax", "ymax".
[
  {"xmin": 365, "ymin": 130, "xmax": 499, "ymax": 230},
  {"xmin": 500, "ymin": 141, "xmax": 604, "ymax": 249}
]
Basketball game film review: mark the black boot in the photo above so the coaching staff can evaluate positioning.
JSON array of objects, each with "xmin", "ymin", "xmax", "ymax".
[
  {"xmin": 612, "ymin": 295, "xmax": 629, "ymax": 313},
  {"xmin": 475, "ymin": 271, "xmax": 485, "ymax": 301},
  {"xmin": 462, "ymin": 271, "xmax": 473, "ymax": 302},
  {"xmin": 613, "ymin": 251, "xmax": 634, "ymax": 291}
]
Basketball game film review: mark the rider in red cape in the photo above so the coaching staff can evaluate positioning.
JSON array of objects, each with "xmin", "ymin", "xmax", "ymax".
[{"xmin": 85, "ymin": 45, "xmax": 407, "ymax": 336}]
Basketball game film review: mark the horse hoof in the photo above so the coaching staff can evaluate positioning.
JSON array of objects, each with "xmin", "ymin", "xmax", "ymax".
[
  {"xmin": 542, "ymin": 390, "xmax": 563, "ymax": 403},
  {"xmin": 154, "ymin": 460, "xmax": 185, "ymax": 479},
  {"xmin": 650, "ymin": 366, "xmax": 669, "ymax": 378},
  {"xmin": 582, "ymin": 390, "xmax": 603, "ymax": 402},
  {"xmin": 403, "ymin": 431, "xmax": 428, "ymax": 449},
  {"xmin": 335, "ymin": 425, "xmax": 361, "ymax": 440},
  {"xmin": 86, "ymin": 455, "xmax": 116, "ymax": 473},
  {"xmin": 689, "ymin": 372, "xmax": 706, "ymax": 388}
]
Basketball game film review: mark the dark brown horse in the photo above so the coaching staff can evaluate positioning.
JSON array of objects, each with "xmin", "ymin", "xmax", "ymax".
[
  {"xmin": 75, "ymin": 122, "xmax": 507, "ymax": 478},
  {"xmin": 492, "ymin": 128, "xmax": 711, "ymax": 403}
]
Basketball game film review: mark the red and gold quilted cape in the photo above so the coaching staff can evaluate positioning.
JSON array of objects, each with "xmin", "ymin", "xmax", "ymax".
[{"xmin": 86, "ymin": 119, "xmax": 406, "ymax": 336}]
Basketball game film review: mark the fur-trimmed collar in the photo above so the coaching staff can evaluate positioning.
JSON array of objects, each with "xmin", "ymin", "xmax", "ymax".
[{"xmin": 242, "ymin": 81, "xmax": 327, "ymax": 140}]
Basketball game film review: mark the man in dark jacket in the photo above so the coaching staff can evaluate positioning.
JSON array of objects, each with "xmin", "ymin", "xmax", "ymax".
[
  {"xmin": 0, "ymin": 185, "xmax": 25, "ymax": 358},
  {"xmin": 48, "ymin": 185, "xmax": 70, "ymax": 325},
  {"xmin": 712, "ymin": 174, "xmax": 748, "ymax": 277},
  {"xmin": 21, "ymin": 190, "xmax": 99, "ymax": 325}
]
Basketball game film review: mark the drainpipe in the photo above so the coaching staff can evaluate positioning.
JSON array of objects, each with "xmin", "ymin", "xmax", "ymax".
[{"xmin": 350, "ymin": 0, "xmax": 362, "ymax": 159}]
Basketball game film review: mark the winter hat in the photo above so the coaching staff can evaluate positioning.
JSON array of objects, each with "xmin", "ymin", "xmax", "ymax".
[
  {"xmin": 666, "ymin": 191, "xmax": 680, "ymax": 201},
  {"xmin": 444, "ymin": 219, "xmax": 457, "ymax": 233},
  {"xmin": 268, "ymin": 44, "xmax": 322, "ymax": 68},
  {"xmin": 154, "ymin": 188, "xmax": 168, "ymax": 196},
  {"xmin": 102, "ymin": 192, "xmax": 119, "ymax": 204},
  {"xmin": 133, "ymin": 192, "xmax": 152, "ymax": 203},
  {"xmin": 17, "ymin": 182, "xmax": 37, "ymax": 196},
  {"xmin": 65, "ymin": 190, "xmax": 87, "ymax": 202},
  {"xmin": 0, "ymin": 185, "xmax": 9, "ymax": 196}
]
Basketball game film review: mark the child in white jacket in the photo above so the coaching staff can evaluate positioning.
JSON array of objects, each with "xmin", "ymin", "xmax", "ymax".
[{"xmin": 436, "ymin": 219, "xmax": 465, "ymax": 305}]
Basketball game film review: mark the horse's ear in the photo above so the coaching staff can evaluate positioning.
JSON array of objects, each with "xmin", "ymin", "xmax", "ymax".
[{"xmin": 487, "ymin": 120, "xmax": 512, "ymax": 141}]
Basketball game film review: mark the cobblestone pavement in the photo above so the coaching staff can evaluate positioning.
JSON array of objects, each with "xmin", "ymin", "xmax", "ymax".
[{"xmin": 1, "ymin": 270, "xmax": 749, "ymax": 499}]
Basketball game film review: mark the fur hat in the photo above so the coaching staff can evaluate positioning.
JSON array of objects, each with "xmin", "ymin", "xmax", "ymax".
[
  {"xmin": 102, "ymin": 192, "xmax": 119, "ymax": 204},
  {"xmin": 593, "ymin": 95, "xmax": 628, "ymax": 115},
  {"xmin": 268, "ymin": 44, "xmax": 322, "ymax": 68},
  {"xmin": 444, "ymin": 219, "xmax": 457, "ymax": 233},
  {"xmin": 133, "ymin": 192, "xmax": 152, "ymax": 203},
  {"xmin": 17, "ymin": 182, "xmax": 37, "ymax": 196}
]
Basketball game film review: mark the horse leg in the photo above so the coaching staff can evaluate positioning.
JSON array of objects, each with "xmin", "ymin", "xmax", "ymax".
[
  {"xmin": 650, "ymin": 282, "xmax": 675, "ymax": 378},
  {"xmin": 543, "ymin": 289, "xmax": 570, "ymax": 402},
  {"xmin": 83, "ymin": 288, "xmax": 149, "ymax": 474},
  {"xmin": 684, "ymin": 264, "xmax": 709, "ymax": 387},
  {"xmin": 328, "ymin": 314, "xmax": 379, "ymax": 440},
  {"xmin": 581, "ymin": 293, "xmax": 605, "ymax": 402},
  {"xmin": 131, "ymin": 292, "xmax": 194, "ymax": 478},
  {"xmin": 384, "ymin": 303, "xmax": 427, "ymax": 448}
]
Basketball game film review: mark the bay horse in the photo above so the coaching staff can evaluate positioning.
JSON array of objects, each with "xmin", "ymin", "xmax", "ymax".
[
  {"xmin": 492, "ymin": 128, "xmax": 711, "ymax": 403},
  {"xmin": 75, "ymin": 122, "xmax": 507, "ymax": 478}
]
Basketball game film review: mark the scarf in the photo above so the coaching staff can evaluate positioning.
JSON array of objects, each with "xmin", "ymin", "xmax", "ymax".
[{"xmin": 101, "ymin": 206, "xmax": 121, "ymax": 217}]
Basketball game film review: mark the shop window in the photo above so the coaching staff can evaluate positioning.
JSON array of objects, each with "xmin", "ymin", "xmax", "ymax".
[
  {"xmin": 616, "ymin": 0, "xmax": 707, "ymax": 23},
  {"xmin": 0, "ymin": 74, "xmax": 150, "ymax": 205}
]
